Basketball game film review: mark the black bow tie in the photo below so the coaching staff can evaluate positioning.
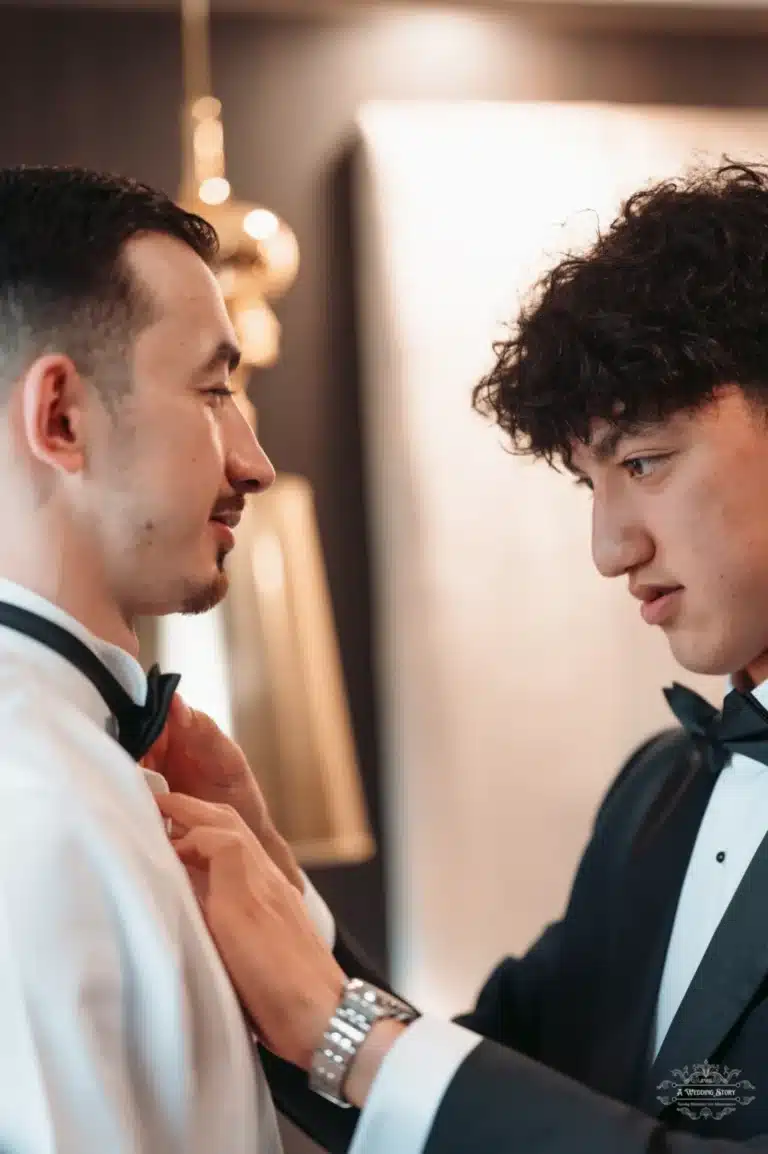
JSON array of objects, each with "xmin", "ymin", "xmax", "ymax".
[
  {"xmin": 110, "ymin": 663, "xmax": 181, "ymax": 760},
  {"xmin": 664, "ymin": 681, "xmax": 768, "ymax": 774},
  {"xmin": 0, "ymin": 601, "xmax": 180, "ymax": 761}
]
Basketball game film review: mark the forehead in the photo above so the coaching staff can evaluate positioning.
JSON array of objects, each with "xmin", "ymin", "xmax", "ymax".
[{"xmin": 124, "ymin": 231, "xmax": 238, "ymax": 361}]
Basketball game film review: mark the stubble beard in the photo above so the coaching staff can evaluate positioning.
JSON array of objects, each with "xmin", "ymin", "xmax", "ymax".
[{"xmin": 178, "ymin": 546, "xmax": 230, "ymax": 615}]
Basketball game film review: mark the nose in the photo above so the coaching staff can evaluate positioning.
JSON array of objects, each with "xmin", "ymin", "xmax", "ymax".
[
  {"xmin": 591, "ymin": 492, "xmax": 653, "ymax": 579},
  {"xmin": 225, "ymin": 403, "xmax": 276, "ymax": 495}
]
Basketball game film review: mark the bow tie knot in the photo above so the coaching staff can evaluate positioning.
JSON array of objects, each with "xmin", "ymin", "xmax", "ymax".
[
  {"xmin": 115, "ymin": 664, "xmax": 181, "ymax": 761},
  {"xmin": 664, "ymin": 682, "xmax": 768, "ymax": 774}
]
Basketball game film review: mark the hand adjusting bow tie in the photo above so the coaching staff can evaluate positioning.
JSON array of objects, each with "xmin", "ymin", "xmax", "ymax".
[
  {"xmin": 0, "ymin": 601, "xmax": 180, "ymax": 761},
  {"xmin": 664, "ymin": 682, "xmax": 768, "ymax": 774}
]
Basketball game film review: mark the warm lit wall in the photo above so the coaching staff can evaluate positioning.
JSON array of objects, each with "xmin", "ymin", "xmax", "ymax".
[{"xmin": 355, "ymin": 99, "xmax": 768, "ymax": 1014}]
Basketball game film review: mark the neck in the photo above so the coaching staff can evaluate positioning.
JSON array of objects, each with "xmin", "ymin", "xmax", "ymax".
[
  {"xmin": 0, "ymin": 569, "xmax": 140, "ymax": 657},
  {"xmin": 4, "ymin": 574, "xmax": 140, "ymax": 658},
  {"xmin": 0, "ymin": 457, "xmax": 140, "ymax": 657},
  {"xmin": 0, "ymin": 538, "xmax": 139, "ymax": 659}
]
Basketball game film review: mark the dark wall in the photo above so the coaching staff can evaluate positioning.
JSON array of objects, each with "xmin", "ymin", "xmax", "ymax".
[{"xmin": 3, "ymin": 0, "xmax": 768, "ymax": 980}]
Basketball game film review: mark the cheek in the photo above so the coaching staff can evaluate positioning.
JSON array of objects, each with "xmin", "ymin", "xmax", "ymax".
[
  {"xmin": 154, "ymin": 410, "xmax": 225, "ymax": 485},
  {"xmin": 676, "ymin": 469, "xmax": 768, "ymax": 600},
  {"xmin": 195, "ymin": 410, "xmax": 227, "ymax": 470},
  {"xmin": 649, "ymin": 473, "xmax": 731, "ymax": 587},
  {"xmin": 111, "ymin": 421, "xmax": 223, "ymax": 538}
]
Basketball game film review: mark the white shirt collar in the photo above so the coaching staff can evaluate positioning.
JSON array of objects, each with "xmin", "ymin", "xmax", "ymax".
[
  {"xmin": 0, "ymin": 579, "xmax": 171, "ymax": 794},
  {"xmin": 0, "ymin": 577, "xmax": 148, "ymax": 706}
]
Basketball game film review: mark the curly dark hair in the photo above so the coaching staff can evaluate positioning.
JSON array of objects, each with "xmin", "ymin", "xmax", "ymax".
[
  {"xmin": 0, "ymin": 165, "xmax": 218, "ymax": 399},
  {"xmin": 472, "ymin": 161, "xmax": 768, "ymax": 469}
]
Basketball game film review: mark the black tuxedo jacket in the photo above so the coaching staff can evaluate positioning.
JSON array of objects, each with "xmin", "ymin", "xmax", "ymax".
[{"xmin": 261, "ymin": 726, "xmax": 768, "ymax": 1153}]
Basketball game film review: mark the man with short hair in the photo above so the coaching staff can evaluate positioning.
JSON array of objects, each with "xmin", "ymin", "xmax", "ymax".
[
  {"xmin": 0, "ymin": 165, "xmax": 309, "ymax": 1153},
  {"xmin": 156, "ymin": 162, "xmax": 768, "ymax": 1154}
]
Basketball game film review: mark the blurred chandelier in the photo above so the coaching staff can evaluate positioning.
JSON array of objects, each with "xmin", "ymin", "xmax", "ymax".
[
  {"xmin": 178, "ymin": 0, "xmax": 299, "ymax": 367},
  {"xmin": 165, "ymin": 0, "xmax": 374, "ymax": 868}
]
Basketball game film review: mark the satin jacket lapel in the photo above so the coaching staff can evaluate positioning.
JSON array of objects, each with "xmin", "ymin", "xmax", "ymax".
[
  {"xmin": 588, "ymin": 744, "xmax": 716, "ymax": 1106},
  {"xmin": 642, "ymin": 825, "xmax": 768, "ymax": 1116}
]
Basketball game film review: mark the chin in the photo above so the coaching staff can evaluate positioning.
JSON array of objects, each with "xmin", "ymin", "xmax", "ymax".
[
  {"xmin": 178, "ymin": 569, "xmax": 230, "ymax": 616},
  {"xmin": 667, "ymin": 630, "xmax": 747, "ymax": 680}
]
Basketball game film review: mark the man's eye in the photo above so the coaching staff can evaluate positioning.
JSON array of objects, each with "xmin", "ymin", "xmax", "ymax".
[
  {"xmin": 623, "ymin": 455, "xmax": 667, "ymax": 479},
  {"xmin": 572, "ymin": 455, "xmax": 668, "ymax": 491}
]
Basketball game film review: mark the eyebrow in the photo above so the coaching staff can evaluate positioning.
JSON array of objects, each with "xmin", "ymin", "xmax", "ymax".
[
  {"xmin": 589, "ymin": 420, "xmax": 662, "ymax": 463},
  {"xmin": 568, "ymin": 419, "xmax": 662, "ymax": 477},
  {"xmin": 198, "ymin": 339, "xmax": 242, "ymax": 379},
  {"xmin": 589, "ymin": 426, "xmax": 626, "ymax": 464}
]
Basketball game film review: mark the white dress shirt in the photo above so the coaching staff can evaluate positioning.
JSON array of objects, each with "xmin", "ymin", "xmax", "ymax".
[
  {"xmin": 347, "ymin": 676, "xmax": 768, "ymax": 1154},
  {"xmin": 0, "ymin": 579, "xmax": 283, "ymax": 1154}
]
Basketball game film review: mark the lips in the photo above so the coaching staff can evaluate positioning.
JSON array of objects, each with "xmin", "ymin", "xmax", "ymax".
[
  {"xmin": 209, "ymin": 508, "xmax": 243, "ymax": 530},
  {"xmin": 630, "ymin": 580, "xmax": 682, "ymax": 603},
  {"xmin": 639, "ymin": 587, "xmax": 684, "ymax": 626}
]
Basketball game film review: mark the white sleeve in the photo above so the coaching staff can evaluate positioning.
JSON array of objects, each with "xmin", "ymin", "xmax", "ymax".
[
  {"xmin": 348, "ymin": 1015, "xmax": 482, "ymax": 1154},
  {"xmin": 0, "ymin": 790, "xmax": 167, "ymax": 1153},
  {"xmin": 301, "ymin": 871, "xmax": 336, "ymax": 949}
]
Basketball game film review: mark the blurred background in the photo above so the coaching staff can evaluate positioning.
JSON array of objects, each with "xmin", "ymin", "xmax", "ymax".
[{"xmin": 5, "ymin": 0, "xmax": 768, "ymax": 1148}]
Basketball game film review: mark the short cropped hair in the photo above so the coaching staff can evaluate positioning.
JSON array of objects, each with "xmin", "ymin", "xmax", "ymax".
[{"xmin": 0, "ymin": 165, "xmax": 218, "ymax": 400}]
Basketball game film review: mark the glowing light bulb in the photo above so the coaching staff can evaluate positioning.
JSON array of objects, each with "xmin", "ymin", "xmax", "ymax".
[
  {"xmin": 199, "ymin": 177, "xmax": 230, "ymax": 205},
  {"xmin": 235, "ymin": 300, "xmax": 280, "ymax": 367},
  {"xmin": 243, "ymin": 208, "xmax": 280, "ymax": 241}
]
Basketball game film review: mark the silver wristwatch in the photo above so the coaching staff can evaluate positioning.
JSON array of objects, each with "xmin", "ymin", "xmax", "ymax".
[{"xmin": 309, "ymin": 978, "xmax": 418, "ymax": 1107}]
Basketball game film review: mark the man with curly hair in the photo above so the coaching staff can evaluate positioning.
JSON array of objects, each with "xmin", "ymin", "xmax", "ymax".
[{"xmin": 153, "ymin": 161, "xmax": 768, "ymax": 1154}]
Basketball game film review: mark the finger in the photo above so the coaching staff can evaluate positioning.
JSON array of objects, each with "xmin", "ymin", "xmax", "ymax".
[
  {"xmin": 171, "ymin": 826, "xmax": 277, "ymax": 907},
  {"xmin": 156, "ymin": 695, "xmax": 193, "ymax": 747},
  {"xmin": 171, "ymin": 827, "xmax": 231, "ymax": 868},
  {"xmin": 173, "ymin": 825, "xmax": 286, "ymax": 905},
  {"xmin": 170, "ymin": 834, "xmax": 211, "ymax": 873},
  {"xmin": 171, "ymin": 829, "xmax": 251, "ymax": 895},
  {"xmin": 173, "ymin": 823, "xmax": 275, "ymax": 867},
  {"xmin": 144, "ymin": 729, "xmax": 168, "ymax": 767},
  {"xmin": 147, "ymin": 690, "xmax": 190, "ymax": 752},
  {"xmin": 171, "ymin": 694, "xmax": 194, "ymax": 728},
  {"xmin": 156, "ymin": 792, "xmax": 241, "ymax": 830}
]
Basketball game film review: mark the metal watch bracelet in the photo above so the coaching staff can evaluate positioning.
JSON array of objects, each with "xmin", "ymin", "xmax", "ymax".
[{"xmin": 309, "ymin": 978, "xmax": 417, "ymax": 1107}]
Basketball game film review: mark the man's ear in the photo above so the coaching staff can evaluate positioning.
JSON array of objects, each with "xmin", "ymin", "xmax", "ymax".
[{"xmin": 21, "ymin": 354, "xmax": 90, "ymax": 473}]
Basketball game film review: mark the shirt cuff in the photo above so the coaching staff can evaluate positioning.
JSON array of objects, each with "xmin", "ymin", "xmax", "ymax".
[
  {"xmin": 348, "ymin": 1015, "xmax": 481, "ymax": 1154},
  {"xmin": 301, "ymin": 872, "xmax": 336, "ymax": 949}
]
